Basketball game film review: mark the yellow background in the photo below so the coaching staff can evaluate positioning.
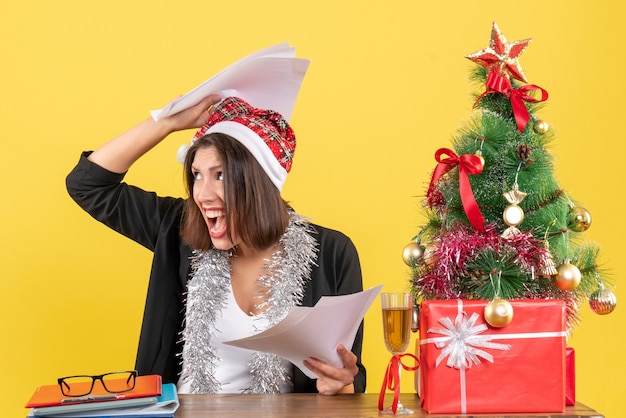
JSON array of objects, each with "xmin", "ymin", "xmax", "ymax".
[{"xmin": 2, "ymin": 1, "xmax": 625, "ymax": 417}]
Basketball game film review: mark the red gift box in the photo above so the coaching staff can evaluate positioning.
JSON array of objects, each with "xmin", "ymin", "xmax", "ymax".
[
  {"xmin": 418, "ymin": 299, "xmax": 566, "ymax": 414},
  {"xmin": 566, "ymin": 346, "xmax": 576, "ymax": 406}
]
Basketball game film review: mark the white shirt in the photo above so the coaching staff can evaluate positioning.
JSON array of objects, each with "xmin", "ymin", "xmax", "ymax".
[{"xmin": 177, "ymin": 284, "xmax": 293, "ymax": 393}]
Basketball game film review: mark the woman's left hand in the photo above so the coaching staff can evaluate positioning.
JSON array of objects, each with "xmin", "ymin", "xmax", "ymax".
[{"xmin": 303, "ymin": 344, "xmax": 358, "ymax": 395}]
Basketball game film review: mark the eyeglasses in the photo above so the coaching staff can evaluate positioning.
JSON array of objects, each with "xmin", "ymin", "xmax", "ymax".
[{"xmin": 58, "ymin": 370, "xmax": 137, "ymax": 397}]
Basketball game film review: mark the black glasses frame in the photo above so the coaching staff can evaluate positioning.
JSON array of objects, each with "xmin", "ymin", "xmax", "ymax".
[{"xmin": 57, "ymin": 370, "xmax": 137, "ymax": 397}]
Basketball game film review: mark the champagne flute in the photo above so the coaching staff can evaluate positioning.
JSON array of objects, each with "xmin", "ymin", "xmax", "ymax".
[{"xmin": 380, "ymin": 292, "xmax": 413, "ymax": 415}]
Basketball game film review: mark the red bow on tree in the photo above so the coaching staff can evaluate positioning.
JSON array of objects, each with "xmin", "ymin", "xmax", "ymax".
[
  {"xmin": 479, "ymin": 68, "xmax": 549, "ymax": 133},
  {"xmin": 427, "ymin": 148, "xmax": 485, "ymax": 231}
]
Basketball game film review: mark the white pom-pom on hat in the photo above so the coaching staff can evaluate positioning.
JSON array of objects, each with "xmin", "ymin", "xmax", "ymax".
[{"xmin": 177, "ymin": 143, "xmax": 191, "ymax": 164}]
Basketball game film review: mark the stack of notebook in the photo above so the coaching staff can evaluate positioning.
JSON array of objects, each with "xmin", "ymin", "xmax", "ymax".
[{"xmin": 25, "ymin": 375, "xmax": 179, "ymax": 417}]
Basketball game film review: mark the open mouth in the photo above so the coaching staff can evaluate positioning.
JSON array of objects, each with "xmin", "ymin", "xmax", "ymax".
[{"xmin": 205, "ymin": 209, "xmax": 227, "ymax": 237}]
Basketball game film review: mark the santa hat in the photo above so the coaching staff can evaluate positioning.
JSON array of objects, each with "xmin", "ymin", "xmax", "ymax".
[
  {"xmin": 166, "ymin": 43, "xmax": 310, "ymax": 191},
  {"xmin": 186, "ymin": 96, "xmax": 295, "ymax": 191}
]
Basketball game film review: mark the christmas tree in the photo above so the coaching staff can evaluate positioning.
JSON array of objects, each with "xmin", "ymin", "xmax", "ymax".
[{"xmin": 404, "ymin": 22, "xmax": 616, "ymax": 329}]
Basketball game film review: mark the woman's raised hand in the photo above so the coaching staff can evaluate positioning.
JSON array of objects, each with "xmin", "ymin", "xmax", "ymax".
[{"xmin": 161, "ymin": 93, "xmax": 223, "ymax": 134}]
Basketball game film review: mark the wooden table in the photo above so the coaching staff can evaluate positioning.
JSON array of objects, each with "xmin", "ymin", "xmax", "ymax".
[{"xmin": 175, "ymin": 393, "xmax": 604, "ymax": 417}]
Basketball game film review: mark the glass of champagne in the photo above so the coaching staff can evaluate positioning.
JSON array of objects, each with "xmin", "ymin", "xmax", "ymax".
[{"xmin": 380, "ymin": 292, "xmax": 414, "ymax": 415}]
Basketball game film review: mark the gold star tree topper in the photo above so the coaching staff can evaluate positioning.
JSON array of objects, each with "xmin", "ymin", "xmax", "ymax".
[{"xmin": 465, "ymin": 22, "xmax": 532, "ymax": 83}]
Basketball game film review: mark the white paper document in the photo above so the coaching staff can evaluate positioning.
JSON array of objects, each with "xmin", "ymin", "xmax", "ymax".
[
  {"xmin": 150, "ymin": 42, "xmax": 310, "ymax": 121},
  {"xmin": 223, "ymin": 285, "xmax": 383, "ymax": 379}
]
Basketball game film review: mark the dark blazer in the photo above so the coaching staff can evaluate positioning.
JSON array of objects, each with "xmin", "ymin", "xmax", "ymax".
[{"xmin": 66, "ymin": 152, "xmax": 366, "ymax": 393}]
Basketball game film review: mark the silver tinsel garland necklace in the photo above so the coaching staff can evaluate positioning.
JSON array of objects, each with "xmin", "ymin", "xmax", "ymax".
[{"xmin": 179, "ymin": 213, "xmax": 318, "ymax": 393}]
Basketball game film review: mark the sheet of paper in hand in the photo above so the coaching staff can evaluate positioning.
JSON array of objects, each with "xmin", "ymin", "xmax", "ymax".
[
  {"xmin": 150, "ymin": 42, "xmax": 310, "ymax": 122},
  {"xmin": 223, "ymin": 285, "xmax": 383, "ymax": 379}
]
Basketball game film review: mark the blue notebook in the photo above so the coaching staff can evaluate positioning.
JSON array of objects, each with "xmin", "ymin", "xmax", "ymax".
[{"xmin": 29, "ymin": 383, "xmax": 179, "ymax": 418}]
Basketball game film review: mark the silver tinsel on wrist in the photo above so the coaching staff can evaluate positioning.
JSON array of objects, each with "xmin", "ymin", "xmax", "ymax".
[{"xmin": 179, "ymin": 212, "xmax": 317, "ymax": 394}]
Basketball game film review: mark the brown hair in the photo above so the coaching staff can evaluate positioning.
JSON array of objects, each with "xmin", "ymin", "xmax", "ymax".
[{"xmin": 180, "ymin": 133, "xmax": 290, "ymax": 251}]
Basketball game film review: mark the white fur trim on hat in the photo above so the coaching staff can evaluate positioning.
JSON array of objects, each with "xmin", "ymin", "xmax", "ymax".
[{"xmin": 207, "ymin": 121, "xmax": 288, "ymax": 191}]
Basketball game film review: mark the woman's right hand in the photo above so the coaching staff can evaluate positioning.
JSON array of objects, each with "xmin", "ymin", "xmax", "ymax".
[
  {"xmin": 160, "ymin": 93, "xmax": 223, "ymax": 134},
  {"xmin": 87, "ymin": 93, "xmax": 224, "ymax": 174}
]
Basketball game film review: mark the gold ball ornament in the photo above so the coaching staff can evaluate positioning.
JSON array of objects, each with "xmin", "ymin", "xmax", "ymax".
[
  {"xmin": 589, "ymin": 283, "xmax": 617, "ymax": 315},
  {"xmin": 423, "ymin": 246, "xmax": 438, "ymax": 268},
  {"xmin": 474, "ymin": 150, "xmax": 485, "ymax": 169},
  {"xmin": 554, "ymin": 263, "xmax": 582, "ymax": 290},
  {"xmin": 484, "ymin": 298, "xmax": 514, "ymax": 327},
  {"xmin": 533, "ymin": 119, "xmax": 549, "ymax": 134},
  {"xmin": 411, "ymin": 303, "xmax": 421, "ymax": 332},
  {"xmin": 567, "ymin": 206, "xmax": 592, "ymax": 232},
  {"xmin": 402, "ymin": 241, "xmax": 425, "ymax": 266}
]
